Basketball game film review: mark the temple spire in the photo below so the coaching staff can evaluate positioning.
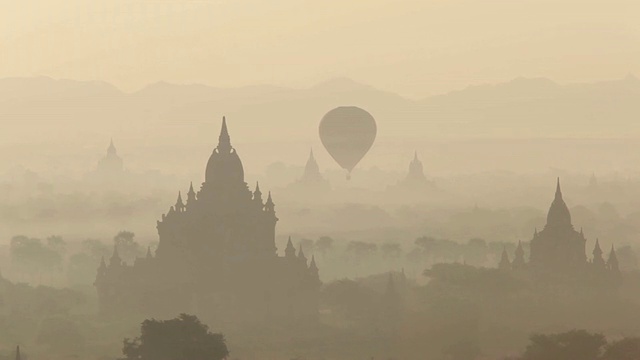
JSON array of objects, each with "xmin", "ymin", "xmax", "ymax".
[
  {"xmin": 107, "ymin": 138, "xmax": 117, "ymax": 156},
  {"xmin": 253, "ymin": 182, "xmax": 263, "ymax": 204},
  {"xmin": 217, "ymin": 117, "xmax": 232, "ymax": 153},
  {"xmin": 593, "ymin": 239, "xmax": 605, "ymax": 268},
  {"xmin": 15, "ymin": 346, "xmax": 20, "ymax": 360},
  {"xmin": 187, "ymin": 182, "xmax": 196, "ymax": 205},
  {"xmin": 302, "ymin": 147, "xmax": 322, "ymax": 181},
  {"xmin": 555, "ymin": 177, "xmax": 562, "ymax": 200},
  {"xmin": 608, "ymin": 245, "xmax": 620, "ymax": 273},
  {"xmin": 285, "ymin": 237, "xmax": 296, "ymax": 258},
  {"xmin": 546, "ymin": 177, "xmax": 572, "ymax": 228},
  {"xmin": 265, "ymin": 192, "xmax": 275, "ymax": 212},
  {"xmin": 175, "ymin": 192, "xmax": 185, "ymax": 212}
]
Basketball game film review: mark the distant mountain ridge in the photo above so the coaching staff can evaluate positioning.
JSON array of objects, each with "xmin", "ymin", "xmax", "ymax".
[{"xmin": 0, "ymin": 75, "xmax": 639, "ymax": 145}]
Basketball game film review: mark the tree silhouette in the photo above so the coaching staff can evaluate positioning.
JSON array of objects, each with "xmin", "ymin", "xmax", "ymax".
[
  {"xmin": 315, "ymin": 236, "xmax": 334, "ymax": 256},
  {"xmin": 521, "ymin": 330, "xmax": 606, "ymax": 360},
  {"xmin": 10, "ymin": 235, "xmax": 63, "ymax": 283},
  {"xmin": 113, "ymin": 231, "xmax": 141, "ymax": 264},
  {"xmin": 380, "ymin": 242, "xmax": 403, "ymax": 258},
  {"xmin": 602, "ymin": 337, "xmax": 640, "ymax": 360},
  {"xmin": 121, "ymin": 314, "xmax": 229, "ymax": 360}
]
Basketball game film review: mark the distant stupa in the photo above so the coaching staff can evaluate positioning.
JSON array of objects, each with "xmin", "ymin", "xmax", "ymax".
[
  {"xmin": 97, "ymin": 139, "xmax": 124, "ymax": 175},
  {"xmin": 393, "ymin": 151, "xmax": 434, "ymax": 189},
  {"xmin": 404, "ymin": 151, "xmax": 428, "ymax": 184},
  {"xmin": 301, "ymin": 148, "xmax": 323, "ymax": 183},
  {"xmin": 289, "ymin": 148, "xmax": 331, "ymax": 190}
]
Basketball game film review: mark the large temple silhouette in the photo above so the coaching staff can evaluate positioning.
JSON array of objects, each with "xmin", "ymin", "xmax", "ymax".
[
  {"xmin": 95, "ymin": 118, "xmax": 321, "ymax": 325},
  {"xmin": 499, "ymin": 179, "xmax": 620, "ymax": 276}
]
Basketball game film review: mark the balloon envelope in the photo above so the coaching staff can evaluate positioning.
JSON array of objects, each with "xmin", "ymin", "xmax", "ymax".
[{"xmin": 319, "ymin": 106, "xmax": 377, "ymax": 175}]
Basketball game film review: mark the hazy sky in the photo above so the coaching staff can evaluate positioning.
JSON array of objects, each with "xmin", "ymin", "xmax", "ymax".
[{"xmin": 2, "ymin": 0, "xmax": 640, "ymax": 97}]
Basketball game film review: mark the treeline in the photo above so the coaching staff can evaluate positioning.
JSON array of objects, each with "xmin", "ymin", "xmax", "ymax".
[
  {"xmin": 506, "ymin": 329, "xmax": 640, "ymax": 360},
  {"xmin": 4, "ymin": 231, "xmax": 155, "ymax": 287}
]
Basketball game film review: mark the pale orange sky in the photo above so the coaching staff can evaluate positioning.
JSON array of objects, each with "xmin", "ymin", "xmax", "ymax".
[{"xmin": 1, "ymin": 0, "xmax": 639, "ymax": 98}]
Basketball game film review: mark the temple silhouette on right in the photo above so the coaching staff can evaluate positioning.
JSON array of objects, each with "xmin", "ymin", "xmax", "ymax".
[
  {"xmin": 95, "ymin": 118, "xmax": 321, "ymax": 326},
  {"xmin": 498, "ymin": 178, "xmax": 620, "ymax": 277}
]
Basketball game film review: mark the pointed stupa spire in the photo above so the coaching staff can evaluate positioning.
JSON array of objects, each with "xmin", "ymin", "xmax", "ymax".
[
  {"xmin": 593, "ymin": 239, "xmax": 605, "ymax": 268},
  {"xmin": 302, "ymin": 147, "xmax": 322, "ymax": 181},
  {"xmin": 285, "ymin": 236, "xmax": 296, "ymax": 258},
  {"xmin": 175, "ymin": 191, "xmax": 185, "ymax": 212},
  {"xmin": 594, "ymin": 239, "xmax": 603, "ymax": 255},
  {"xmin": 187, "ymin": 182, "xmax": 197, "ymax": 205},
  {"xmin": 15, "ymin": 346, "xmax": 21, "ymax": 360},
  {"xmin": 217, "ymin": 116, "xmax": 232, "ymax": 153},
  {"xmin": 405, "ymin": 150, "xmax": 426, "ymax": 183},
  {"xmin": 608, "ymin": 244, "xmax": 620, "ymax": 272},
  {"xmin": 253, "ymin": 182, "xmax": 263, "ymax": 204},
  {"xmin": 107, "ymin": 138, "xmax": 117, "ymax": 155},
  {"xmin": 546, "ymin": 177, "xmax": 572, "ymax": 229},
  {"xmin": 265, "ymin": 191, "xmax": 275, "ymax": 212}
]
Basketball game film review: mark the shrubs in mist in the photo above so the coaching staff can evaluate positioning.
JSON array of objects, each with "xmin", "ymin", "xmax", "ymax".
[
  {"xmin": 113, "ymin": 231, "xmax": 143, "ymax": 264},
  {"xmin": 513, "ymin": 330, "xmax": 640, "ymax": 360},
  {"xmin": 315, "ymin": 236, "xmax": 334, "ymax": 256},
  {"xmin": 121, "ymin": 314, "xmax": 228, "ymax": 360},
  {"xmin": 10, "ymin": 235, "xmax": 65, "ymax": 283},
  {"xmin": 7, "ymin": 230, "xmax": 149, "ymax": 287},
  {"xmin": 67, "ymin": 239, "xmax": 111, "ymax": 285}
]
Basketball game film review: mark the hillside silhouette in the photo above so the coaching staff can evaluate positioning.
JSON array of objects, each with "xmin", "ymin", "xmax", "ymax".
[{"xmin": 2, "ymin": 75, "xmax": 640, "ymax": 146}]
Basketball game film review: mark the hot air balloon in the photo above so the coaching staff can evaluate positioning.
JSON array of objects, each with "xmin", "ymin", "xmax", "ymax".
[{"xmin": 319, "ymin": 106, "xmax": 377, "ymax": 180}]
